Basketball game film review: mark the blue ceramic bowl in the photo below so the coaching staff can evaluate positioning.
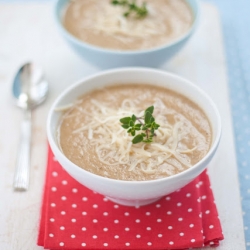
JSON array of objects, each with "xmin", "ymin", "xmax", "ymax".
[{"xmin": 54, "ymin": 0, "xmax": 200, "ymax": 68}]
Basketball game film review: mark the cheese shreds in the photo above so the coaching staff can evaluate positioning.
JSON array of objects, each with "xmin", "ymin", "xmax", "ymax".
[
  {"xmin": 54, "ymin": 103, "xmax": 74, "ymax": 112},
  {"xmin": 73, "ymin": 0, "xmax": 166, "ymax": 38},
  {"xmin": 63, "ymin": 0, "xmax": 194, "ymax": 51},
  {"xmin": 58, "ymin": 97, "xmax": 204, "ymax": 176}
]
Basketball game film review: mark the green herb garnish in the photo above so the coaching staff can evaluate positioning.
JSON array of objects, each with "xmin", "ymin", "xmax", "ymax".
[
  {"xmin": 111, "ymin": 0, "xmax": 148, "ymax": 18},
  {"xmin": 120, "ymin": 106, "xmax": 160, "ymax": 144}
]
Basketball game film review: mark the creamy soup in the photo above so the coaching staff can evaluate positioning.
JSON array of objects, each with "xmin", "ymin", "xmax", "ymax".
[
  {"xmin": 58, "ymin": 84, "xmax": 212, "ymax": 181},
  {"xmin": 63, "ymin": 0, "xmax": 193, "ymax": 50}
]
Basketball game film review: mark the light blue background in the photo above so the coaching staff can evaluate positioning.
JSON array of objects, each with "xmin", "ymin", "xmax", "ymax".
[
  {"xmin": 1, "ymin": 0, "xmax": 249, "ymax": 248},
  {"xmin": 207, "ymin": 0, "xmax": 250, "ymax": 248}
]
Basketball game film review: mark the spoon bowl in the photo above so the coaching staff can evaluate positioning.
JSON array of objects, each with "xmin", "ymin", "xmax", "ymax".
[
  {"xmin": 13, "ymin": 62, "xmax": 49, "ymax": 191},
  {"xmin": 13, "ymin": 63, "xmax": 48, "ymax": 109}
]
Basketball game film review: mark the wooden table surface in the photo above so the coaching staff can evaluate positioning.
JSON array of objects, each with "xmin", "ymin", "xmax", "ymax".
[{"xmin": 0, "ymin": 2, "xmax": 246, "ymax": 249}]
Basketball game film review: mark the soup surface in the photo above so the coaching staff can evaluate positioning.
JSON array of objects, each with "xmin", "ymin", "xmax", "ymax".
[
  {"xmin": 63, "ymin": 0, "xmax": 193, "ymax": 50},
  {"xmin": 58, "ymin": 84, "xmax": 212, "ymax": 181}
]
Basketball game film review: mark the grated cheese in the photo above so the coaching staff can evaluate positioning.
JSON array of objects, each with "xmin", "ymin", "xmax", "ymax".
[
  {"xmin": 59, "ymin": 96, "xmax": 202, "ymax": 175},
  {"xmin": 69, "ymin": 0, "xmax": 181, "ymax": 43}
]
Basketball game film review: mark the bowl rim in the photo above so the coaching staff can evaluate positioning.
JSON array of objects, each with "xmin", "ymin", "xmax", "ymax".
[
  {"xmin": 47, "ymin": 67, "xmax": 222, "ymax": 186},
  {"xmin": 53, "ymin": 0, "xmax": 200, "ymax": 55}
]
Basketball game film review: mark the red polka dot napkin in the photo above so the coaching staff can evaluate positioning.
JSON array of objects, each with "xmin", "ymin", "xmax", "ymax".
[{"xmin": 37, "ymin": 147, "xmax": 224, "ymax": 249}]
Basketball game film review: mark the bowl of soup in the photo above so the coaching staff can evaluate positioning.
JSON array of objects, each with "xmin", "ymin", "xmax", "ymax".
[
  {"xmin": 54, "ymin": 0, "xmax": 200, "ymax": 68},
  {"xmin": 47, "ymin": 68, "xmax": 221, "ymax": 206}
]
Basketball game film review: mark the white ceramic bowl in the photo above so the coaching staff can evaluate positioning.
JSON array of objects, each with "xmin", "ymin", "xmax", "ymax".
[
  {"xmin": 47, "ymin": 68, "xmax": 221, "ymax": 206},
  {"xmin": 54, "ymin": 0, "xmax": 200, "ymax": 68}
]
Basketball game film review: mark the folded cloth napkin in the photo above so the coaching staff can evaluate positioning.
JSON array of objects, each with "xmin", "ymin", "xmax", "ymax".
[{"xmin": 37, "ymin": 147, "xmax": 224, "ymax": 250}]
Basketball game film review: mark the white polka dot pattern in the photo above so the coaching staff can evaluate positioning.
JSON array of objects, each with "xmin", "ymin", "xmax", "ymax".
[{"xmin": 38, "ymin": 149, "xmax": 224, "ymax": 249}]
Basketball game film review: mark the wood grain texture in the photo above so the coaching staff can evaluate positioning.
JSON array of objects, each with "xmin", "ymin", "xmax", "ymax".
[{"xmin": 0, "ymin": 2, "xmax": 245, "ymax": 249}]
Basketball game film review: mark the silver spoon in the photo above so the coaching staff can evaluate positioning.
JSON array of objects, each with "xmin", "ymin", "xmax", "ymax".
[{"xmin": 12, "ymin": 62, "xmax": 49, "ymax": 191}]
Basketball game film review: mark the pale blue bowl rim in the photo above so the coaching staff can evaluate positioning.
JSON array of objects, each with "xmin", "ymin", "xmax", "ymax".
[{"xmin": 54, "ymin": 0, "xmax": 200, "ymax": 55}]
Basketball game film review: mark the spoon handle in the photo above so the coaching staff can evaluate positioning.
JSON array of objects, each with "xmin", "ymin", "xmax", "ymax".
[{"xmin": 13, "ymin": 110, "xmax": 31, "ymax": 191}]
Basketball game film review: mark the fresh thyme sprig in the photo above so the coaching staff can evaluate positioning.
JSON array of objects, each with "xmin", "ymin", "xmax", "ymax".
[
  {"xmin": 111, "ymin": 0, "xmax": 148, "ymax": 18},
  {"xmin": 120, "ymin": 106, "xmax": 160, "ymax": 144}
]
